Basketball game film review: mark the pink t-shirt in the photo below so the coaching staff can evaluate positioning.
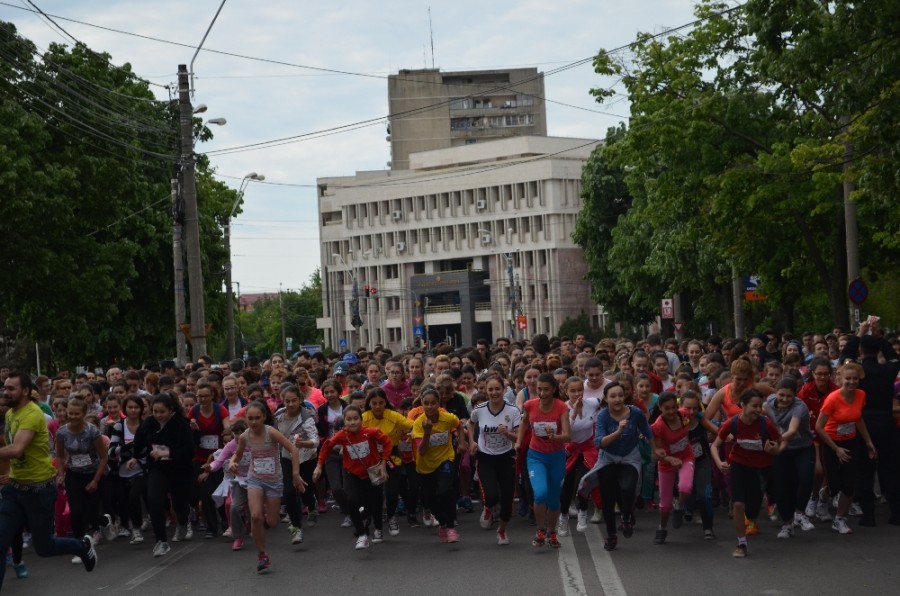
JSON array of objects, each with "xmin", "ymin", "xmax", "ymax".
[
  {"xmin": 651, "ymin": 416, "xmax": 693, "ymax": 472},
  {"xmin": 524, "ymin": 399, "xmax": 569, "ymax": 454}
]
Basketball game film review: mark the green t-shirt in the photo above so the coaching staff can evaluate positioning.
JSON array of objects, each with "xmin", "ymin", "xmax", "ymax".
[{"xmin": 5, "ymin": 401, "xmax": 56, "ymax": 483}]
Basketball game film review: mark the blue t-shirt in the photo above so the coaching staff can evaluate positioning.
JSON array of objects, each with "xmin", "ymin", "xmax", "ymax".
[{"xmin": 595, "ymin": 405, "xmax": 652, "ymax": 456}]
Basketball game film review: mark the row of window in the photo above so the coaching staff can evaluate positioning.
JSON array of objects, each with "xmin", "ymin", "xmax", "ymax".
[
  {"xmin": 450, "ymin": 114, "xmax": 535, "ymax": 130},
  {"xmin": 449, "ymin": 95, "xmax": 535, "ymax": 110}
]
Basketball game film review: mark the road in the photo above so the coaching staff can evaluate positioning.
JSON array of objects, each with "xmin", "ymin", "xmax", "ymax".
[{"xmin": 4, "ymin": 503, "xmax": 897, "ymax": 595}]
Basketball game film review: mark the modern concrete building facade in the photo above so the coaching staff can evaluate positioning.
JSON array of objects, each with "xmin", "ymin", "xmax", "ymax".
[
  {"xmin": 387, "ymin": 68, "xmax": 547, "ymax": 170},
  {"xmin": 316, "ymin": 136, "xmax": 607, "ymax": 353}
]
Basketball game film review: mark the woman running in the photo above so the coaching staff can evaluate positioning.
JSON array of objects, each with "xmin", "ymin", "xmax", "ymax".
[
  {"xmin": 228, "ymin": 401, "xmax": 304, "ymax": 573},
  {"xmin": 518, "ymin": 373, "xmax": 571, "ymax": 549},
  {"xmin": 559, "ymin": 376, "xmax": 600, "ymax": 535},
  {"xmin": 313, "ymin": 405, "xmax": 392, "ymax": 550},
  {"xmin": 765, "ymin": 377, "xmax": 816, "ymax": 538},
  {"xmin": 815, "ymin": 362, "xmax": 877, "ymax": 535},
  {"xmin": 108, "ymin": 395, "xmax": 148, "ymax": 544},
  {"xmin": 710, "ymin": 388, "xmax": 784, "ymax": 557},
  {"xmin": 274, "ymin": 385, "xmax": 318, "ymax": 545},
  {"xmin": 581, "ymin": 381, "xmax": 652, "ymax": 551},
  {"xmin": 362, "ymin": 387, "xmax": 413, "ymax": 540},
  {"xmin": 798, "ymin": 357, "xmax": 838, "ymax": 521},
  {"xmin": 468, "ymin": 375, "xmax": 520, "ymax": 545},
  {"xmin": 412, "ymin": 388, "xmax": 462, "ymax": 543},
  {"xmin": 650, "ymin": 392, "xmax": 694, "ymax": 545},
  {"xmin": 680, "ymin": 391, "xmax": 717, "ymax": 539},
  {"xmin": 126, "ymin": 393, "xmax": 195, "ymax": 557},
  {"xmin": 203, "ymin": 418, "xmax": 249, "ymax": 550}
]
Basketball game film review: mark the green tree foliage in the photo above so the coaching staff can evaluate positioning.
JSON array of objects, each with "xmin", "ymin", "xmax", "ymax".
[
  {"xmin": 0, "ymin": 22, "xmax": 234, "ymax": 369},
  {"xmin": 580, "ymin": 1, "xmax": 898, "ymax": 333},
  {"xmin": 235, "ymin": 270, "xmax": 324, "ymax": 359}
]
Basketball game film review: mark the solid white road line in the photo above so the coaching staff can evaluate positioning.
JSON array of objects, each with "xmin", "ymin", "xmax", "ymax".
[
  {"xmin": 125, "ymin": 543, "xmax": 203, "ymax": 590},
  {"xmin": 558, "ymin": 534, "xmax": 589, "ymax": 596},
  {"xmin": 584, "ymin": 524, "xmax": 628, "ymax": 596}
]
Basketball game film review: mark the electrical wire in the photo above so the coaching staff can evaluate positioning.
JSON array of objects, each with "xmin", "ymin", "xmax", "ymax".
[{"xmin": 84, "ymin": 194, "xmax": 171, "ymax": 237}]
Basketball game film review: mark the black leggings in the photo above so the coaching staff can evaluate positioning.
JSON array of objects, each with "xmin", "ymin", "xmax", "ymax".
[
  {"xmin": 598, "ymin": 464, "xmax": 639, "ymax": 538},
  {"xmin": 560, "ymin": 455, "xmax": 590, "ymax": 513},
  {"xmin": 477, "ymin": 451, "xmax": 516, "ymax": 522},
  {"xmin": 823, "ymin": 437, "xmax": 860, "ymax": 499},
  {"xmin": 324, "ymin": 454, "xmax": 348, "ymax": 514},
  {"xmin": 384, "ymin": 464, "xmax": 405, "ymax": 519},
  {"xmin": 65, "ymin": 471, "xmax": 105, "ymax": 538},
  {"xmin": 280, "ymin": 458, "xmax": 318, "ymax": 527},
  {"xmin": 344, "ymin": 473, "xmax": 383, "ymax": 537},
  {"xmin": 191, "ymin": 461, "xmax": 223, "ymax": 533},
  {"xmin": 774, "ymin": 446, "xmax": 815, "ymax": 521},
  {"xmin": 111, "ymin": 474, "xmax": 147, "ymax": 530},
  {"xmin": 147, "ymin": 466, "xmax": 191, "ymax": 543},
  {"xmin": 419, "ymin": 461, "xmax": 458, "ymax": 529},
  {"xmin": 402, "ymin": 461, "xmax": 420, "ymax": 516}
]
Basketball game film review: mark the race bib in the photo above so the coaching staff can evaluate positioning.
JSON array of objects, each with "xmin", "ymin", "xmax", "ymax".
[
  {"xmin": 151, "ymin": 444, "xmax": 170, "ymax": 460},
  {"xmin": 737, "ymin": 439, "xmax": 763, "ymax": 451},
  {"xmin": 346, "ymin": 440, "xmax": 371, "ymax": 460},
  {"xmin": 671, "ymin": 436, "xmax": 689, "ymax": 453},
  {"xmin": 429, "ymin": 431, "xmax": 449, "ymax": 447},
  {"xmin": 692, "ymin": 442, "xmax": 704, "ymax": 458},
  {"xmin": 484, "ymin": 431, "xmax": 510, "ymax": 451},
  {"xmin": 70, "ymin": 453, "xmax": 93, "ymax": 468},
  {"xmin": 533, "ymin": 421, "xmax": 556, "ymax": 438},
  {"xmin": 836, "ymin": 422, "xmax": 856, "ymax": 437},
  {"xmin": 200, "ymin": 434, "xmax": 219, "ymax": 450},
  {"xmin": 252, "ymin": 456, "xmax": 277, "ymax": 476},
  {"xmin": 397, "ymin": 440, "xmax": 413, "ymax": 453}
]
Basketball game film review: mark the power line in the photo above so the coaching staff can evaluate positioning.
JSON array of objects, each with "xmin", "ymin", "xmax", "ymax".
[{"xmin": 84, "ymin": 194, "xmax": 171, "ymax": 237}]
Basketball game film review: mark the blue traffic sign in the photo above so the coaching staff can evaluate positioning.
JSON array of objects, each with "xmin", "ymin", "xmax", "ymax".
[
  {"xmin": 848, "ymin": 278, "xmax": 868, "ymax": 305},
  {"xmin": 339, "ymin": 338, "xmax": 348, "ymax": 349},
  {"xmin": 413, "ymin": 325, "xmax": 425, "ymax": 338}
]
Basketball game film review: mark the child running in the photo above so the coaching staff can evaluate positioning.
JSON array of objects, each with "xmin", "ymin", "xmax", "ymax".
[{"xmin": 650, "ymin": 392, "xmax": 694, "ymax": 545}]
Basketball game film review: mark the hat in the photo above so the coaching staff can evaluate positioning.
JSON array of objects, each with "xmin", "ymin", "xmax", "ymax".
[
  {"xmin": 333, "ymin": 362, "xmax": 350, "ymax": 376},
  {"xmin": 342, "ymin": 353, "xmax": 359, "ymax": 364},
  {"xmin": 751, "ymin": 333, "xmax": 768, "ymax": 343}
]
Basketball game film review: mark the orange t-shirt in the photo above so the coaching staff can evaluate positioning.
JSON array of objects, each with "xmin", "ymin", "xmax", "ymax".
[{"xmin": 821, "ymin": 389, "xmax": 866, "ymax": 441}]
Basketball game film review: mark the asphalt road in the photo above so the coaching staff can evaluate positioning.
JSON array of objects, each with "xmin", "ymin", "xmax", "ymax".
[{"xmin": 3, "ymin": 503, "xmax": 897, "ymax": 595}]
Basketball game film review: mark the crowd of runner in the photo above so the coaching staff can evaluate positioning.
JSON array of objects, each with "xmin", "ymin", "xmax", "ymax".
[{"xmin": 0, "ymin": 321, "xmax": 898, "ymax": 582}]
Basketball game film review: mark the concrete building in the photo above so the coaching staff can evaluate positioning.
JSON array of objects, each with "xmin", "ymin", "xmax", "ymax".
[
  {"xmin": 316, "ymin": 136, "xmax": 608, "ymax": 353},
  {"xmin": 387, "ymin": 68, "xmax": 547, "ymax": 170}
]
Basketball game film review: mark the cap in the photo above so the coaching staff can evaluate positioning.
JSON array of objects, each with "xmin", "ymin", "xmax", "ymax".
[
  {"xmin": 342, "ymin": 353, "xmax": 359, "ymax": 364},
  {"xmin": 333, "ymin": 362, "xmax": 350, "ymax": 376}
]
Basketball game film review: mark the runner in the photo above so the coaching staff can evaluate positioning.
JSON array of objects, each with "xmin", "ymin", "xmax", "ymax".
[
  {"xmin": 108, "ymin": 395, "xmax": 149, "ymax": 544},
  {"xmin": 680, "ymin": 391, "xmax": 717, "ymax": 539},
  {"xmin": 274, "ymin": 385, "xmax": 318, "ymax": 545},
  {"xmin": 559, "ymin": 376, "xmax": 599, "ymax": 535},
  {"xmin": 518, "ymin": 373, "xmax": 571, "ymax": 549},
  {"xmin": 203, "ymin": 419, "xmax": 249, "ymax": 550},
  {"xmin": 188, "ymin": 380, "xmax": 230, "ymax": 539},
  {"xmin": 467, "ymin": 375, "xmax": 520, "ymax": 545},
  {"xmin": 797, "ymin": 357, "xmax": 837, "ymax": 522},
  {"xmin": 650, "ymin": 392, "xmax": 694, "ymax": 545},
  {"xmin": 228, "ymin": 401, "xmax": 304, "ymax": 573}
]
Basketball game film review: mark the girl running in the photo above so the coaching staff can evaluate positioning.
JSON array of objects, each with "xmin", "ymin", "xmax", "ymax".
[
  {"xmin": 313, "ymin": 405, "xmax": 392, "ymax": 550},
  {"xmin": 680, "ymin": 391, "xmax": 717, "ymax": 539},
  {"xmin": 468, "ymin": 375, "xmax": 520, "ymax": 545},
  {"xmin": 518, "ymin": 373, "xmax": 570, "ymax": 549},
  {"xmin": 559, "ymin": 376, "xmax": 600, "ymax": 535},
  {"xmin": 650, "ymin": 392, "xmax": 694, "ymax": 545},
  {"xmin": 108, "ymin": 395, "xmax": 148, "ymax": 545},
  {"xmin": 203, "ymin": 419, "xmax": 249, "ymax": 550},
  {"xmin": 228, "ymin": 401, "xmax": 304, "ymax": 573},
  {"xmin": 274, "ymin": 385, "xmax": 318, "ymax": 545}
]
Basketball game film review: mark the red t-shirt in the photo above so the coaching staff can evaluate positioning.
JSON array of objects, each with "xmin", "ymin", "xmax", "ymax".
[
  {"xmin": 718, "ymin": 415, "xmax": 781, "ymax": 469},
  {"xmin": 797, "ymin": 380, "xmax": 837, "ymax": 434},
  {"xmin": 524, "ymin": 399, "xmax": 569, "ymax": 453},
  {"xmin": 821, "ymin": 389, "xmax": 866, "ymax": 442},
  {"xmin": 189, "ymin": 404, "xmax": 229, "ymax": 462},
  {"xmin": 651, "ymin": 416, "xmax": 693, "ymax": 472}
]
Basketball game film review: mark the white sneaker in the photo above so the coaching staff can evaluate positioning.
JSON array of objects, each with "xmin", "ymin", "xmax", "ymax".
[
  {"xmin": 152, "ymin": 541, "xmax": 171, "ymax": 557},
  {"xmin": 777, "ymin": 525, "xmax": 794, "ymax": 539},
  {"xmin": 479, "ymin": 507, "xmax": 492, "ymax": 530},
  {"xmin": 289, "ymin": 525, "xmax": 304, "ymax": 545},
  {"xmin": 341, "ymin": 516, "xmax": 352, "ymax": 528},
  {"xmin": 72, "ymin": 556, "xmax": 83, "ymax": 565},
  {"xmin": 568, "ymin": 503, "xmax": 579, "ymax": 517},
  {"xmin": 848, "ymin": 502, "xmax": 863, "ymax": 517},
  {"xmin": 388, "ymin": 517, "xmax": 400, "ymax": 536},
  {"xmin": 576, "ymin": 510, "xmax": 589, "ymax": 532},
  {"xmin": 355, "ymin": 535, "xmax": 370, "ymax": 550},
  {"xmin": 816, "ymin": 499, "xmax": 832, "ymax": 521},
  {"xmin": 130, "ymin": 528, "xmax": 145, "ymax": 545},
  {"xmin": 422, "ymin": 512, "xmax": 437, "ymax": 527},
  {"xmin": 372, "ymin": 529, "xmax": 384, "ymax": 543},
  {"xmin": 832, "ymin": 516, "xmax": 852, "ymax": 534},
  {"xmin": 117, "ymin": 526, "xmax": 132, "ymax": 538},
  {"xmin": 804, "ymin": 498, "xmax": 817, "ymax": 518},
  {"xmin": 185, "ymin": 525, "xmax": 193, "ymax": 541},
  {"xmin": 101, "ymin": 514, "xmax": 118, "ymax": 542},
  {"xmin": 793, "ymin": 513, "xmax": 815, "ymax": 531},
  {"xmin": 590, "ymin": 509, "xmax": 602, "ymax": 524},
  {"xmin": 557, "ymin": 514, "xmax": 570, "ymax": 537}
]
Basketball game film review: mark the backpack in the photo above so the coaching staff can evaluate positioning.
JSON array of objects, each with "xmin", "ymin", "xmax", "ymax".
[
  {"xmin": 191, "ymin": 403, "xmax": 224, "ymax": 430},
  {"xmin": 730, "ymin": 414, "xmax": 769, "ymax": 442}
]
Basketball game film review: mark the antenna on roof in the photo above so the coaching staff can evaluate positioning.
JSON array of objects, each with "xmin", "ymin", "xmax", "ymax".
[{"xmin": 429, "ymin": 6, "xmax": 435, "ymax": 69}]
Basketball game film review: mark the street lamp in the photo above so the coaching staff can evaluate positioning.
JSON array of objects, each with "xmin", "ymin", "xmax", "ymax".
[
  {"xmin": 331, "ymin": 253, "xmax": 362, "ymax": 349},
  {"xmin": 225, "ymin": 172, "xmax": 264, "ymax": 360}
]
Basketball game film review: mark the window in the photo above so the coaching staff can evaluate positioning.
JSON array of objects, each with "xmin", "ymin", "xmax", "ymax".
[
  {"xmin": 386, "ymin": 264, "xmax": 399, "ymax": 279},
  {"xmin": 450, "ymin": 97, "xmax": 472, "ymax": 110},
  {"xmin": 414, "ymin": 262, "xmax": 425, "ymax": 274},
  {"xmin": 517, "ymin": 94, "xmax": 534, "ymax": 107},
  {"xmin": 473, "ymin": 98, "xmax": 492, "ymax": 109}
]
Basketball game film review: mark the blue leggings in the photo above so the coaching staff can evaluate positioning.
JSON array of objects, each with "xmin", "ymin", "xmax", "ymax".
[{"xmin": 526, "ymin": 449, "xmax": 566, "ymax": 511}]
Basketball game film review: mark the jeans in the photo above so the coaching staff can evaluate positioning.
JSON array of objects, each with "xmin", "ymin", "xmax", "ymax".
[
  {"xmin": 0, "ymin": 483, "xmax": 86, "ymax": 588},
  {"xmin": 774, "ymin": 445, "xmax": 816, "ymax": 521}
]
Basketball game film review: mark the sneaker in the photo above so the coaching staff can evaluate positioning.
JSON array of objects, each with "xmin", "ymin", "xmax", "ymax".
[
  {"xmin": 653, "ymin": 529, "xmax": 667, "ymax": 545},
  {"xmin": 793, "ymin": 513, "xmax": 815, "ymax": 531},
  {"xmin": 604, "ymin": 535, "xmax": 617, "ymax": 551},
  {"xmin": 703, "ymin": 529, "xmax": 715, "ymax": 540},
  {"xmin": 21, "ymin": 533, "xmax": 30, "ymax": 550},
  {"xmin": 816, "ymin": 499, "xmax": 832, "ymax": 521},
  {"xmin": 576, "ymin": 510, "xmax": 589, "ymax": 532},
  {"xmin": 768, "ymin": 504, "xmax": 780, "ymax": 522},
  {"xmin": 446, "ymin": 528, "xmax": 460, "ymax": 543},
  {"xmin": 257, "ymin": 552, "xmax": 271, "ymax": 573},
  {"xmin": 117, "ymin": 526, "xmax": 132, "ymax": 538},
  {"xmin": 532, "ymin": 528, "xmax": 546, "ymax": 547},
  {"xmin": 141, "ymin": 518, "xmax": 151, "ymax": 532},
  {"xmin": 204, "ymin": 531, "xmax": 216, "ymax": 540},
  {"xmin": 496, "ymin": 529, "xmax": 510, "ymax": 545},
  {"xmin": 438, "ymin": 528, "xmax": 449, "ymax": 543},
  {"xmin": 745, "ymin": 518, "xmax": 759, "ymax": 535},
  {"xmin": 568, "ymin": 503, "xmax": 579, "ymax": 517},
  {"xmin": 341, "ymin": 516, "xmax": 353, "ymax": 528},
  {"xmin": 152, "ymin": 541, "xmax": 171, "ymax": 557},
  {"xmin": 804, "ymin": 497, "xmax": 817, "ymax": 518},
  {"xmin": 480, "ymin": 508, "xmax": 493, "ymax": 530},
  {"xmin": 185, "ymin": 525, "xmax": 194, "ymax": 541},
  {"xmin": 423, "ymin": 512, "xmax": 437, "ymax": 527},
  {"xmin": 848, "ymin": 502, "xmax": 863, "ymax": 517},
  {"xmin": 388, "ymin": 517, "xmax": 400, "ymax": 536},
  {"xmin": 622, "ymin": 518, "xmax": 634, "ymax": 538},
  {"xmin": 732, "ymin": 544, "xmax": 748, "ymax": 558},
  {"xmin": 172, "ymin": 525, "xmax": 188, "ymax": 542},
  {"xmin": 80, "ymin": 535, "xmax": 97, "ymax": 572},
  {"xmin": 13, "ymin": 561, "xmax": 27, "ymax": 579},
  {"xmin": 458, "ymin": 497, "xmax": 474, "ymax": 512},
  {"xmin": 407, "ymin": 513, "xmax": 420, "ymax": 528},
  {"xmin": 129, "ymin": 529, "xmax": 145, "ymax": 545},
  {"xmin": 672, "ymin": 508, "xmax": 684, "ymax": 529},
  {"xmin": 683, "ymin": 510, "xmax": 693, "ymax": 523},
  {"xmin": 222, "ymin": 527, "xmax": 233, "ymax": 538},
  {"xmin": 72, "ymin": 556, "xmax": 82, "ymax": 565},
  {"xmin": 317, "ymin": 501, "xmax": 327, "ymax": 514},
  {"xmin": 289, "ymin": 525, "xmax": 304, "ymax": 545},
  {"xmin": 232, "ymin": 537, "xmax": 244, "ymax": 551},
  {"xmin": 590, "ymin": 509, "xmax": 602, "ymax": 524},
  {"xmin": 307, "ymin": 510, "xmax": 318, "ymax": 527},
  {"xmin": 557, "ymin": 514, "xmax": 570, "ymax": 537},
  {"xmin": 547, "ymin": 531, "xmax": 561, "ymax": 548},
  {"xmin": 372, "ymin": 529, "xmax": 384, "ymax": 544},
  {"xmin": 100, "ymin": 515, "xmax": 118, "ymax": 542},
  {"xmin": 355, "ymin": 535, "xmax": 370, "ymax": 550},
  {"xmin": 832, "ymin": 516, "xmax": 853, "ymax": 534},
  {"xmin": 92, "ymin": 531, "xmax": 103, "ymax": 546},
  {"xmin": 777, "ymin": 525, "xmax": 794, "ymax": 539}
]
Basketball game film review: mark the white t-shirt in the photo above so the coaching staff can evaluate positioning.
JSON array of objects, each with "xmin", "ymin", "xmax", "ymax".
[
  {"xmin": 583, "ymin": 379, "xmax": 608, "ymax": 402},
  {"xmin": 470, "ymin": 401, "xmax": 521, "ymax": 456},
  {"xmin": 568, "ymin": 397, "xmax": 601, "ymax": 444}
]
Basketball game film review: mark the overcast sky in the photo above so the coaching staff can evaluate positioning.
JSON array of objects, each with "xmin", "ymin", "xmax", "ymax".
[{"xmin": 2, "ymin": 0, "xmax": 700, "ymax": 295}]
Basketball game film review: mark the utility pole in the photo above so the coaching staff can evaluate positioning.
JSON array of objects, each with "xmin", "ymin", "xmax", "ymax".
[
  {"xmin": 178, "ymin": 64, "xmax": 207, "ymax": 359},
  {"xmin": 732, "ymin": 267, "xmax": 744, "ymax": 338},
  {"xmin": 279, "ymin": 283, "xmax": 287, "ymax": 356},
  {"xmin": 506, "ymin": 253, "xmax": 515, "ymax": 338},
  {"xmin": 224, "ymin": 216, "xmax": 235, "ymax": 360},
  {"xmin": 171, "ymin": 177, "xmax": 188, "ymax": 366},
  {"xmin": 841, "ymin": 116, "xmax": 859, "ymax": 328}
]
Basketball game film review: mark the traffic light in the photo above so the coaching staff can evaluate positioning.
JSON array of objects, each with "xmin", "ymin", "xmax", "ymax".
[{"xmin": 362, "ymin": 285, "xmax": 377, "ymax": 297}]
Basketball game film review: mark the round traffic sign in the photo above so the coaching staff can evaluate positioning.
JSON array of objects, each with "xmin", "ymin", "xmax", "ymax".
[{"xmin": 848, "ymin": 278, "xmax": 868, "ymax": 305}]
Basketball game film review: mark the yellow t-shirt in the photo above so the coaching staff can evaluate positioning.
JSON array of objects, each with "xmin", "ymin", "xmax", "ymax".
[
  {"xmin": 5, "ymin": 401, "xmax": 56, "ymax": 483},
  {"xmin": 412, "ymin": 411, "xmax": 459, "ymax": 474},
  {"xmin": 362, "ymin": 410, "xmax": 413, "ymax": 466}
]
